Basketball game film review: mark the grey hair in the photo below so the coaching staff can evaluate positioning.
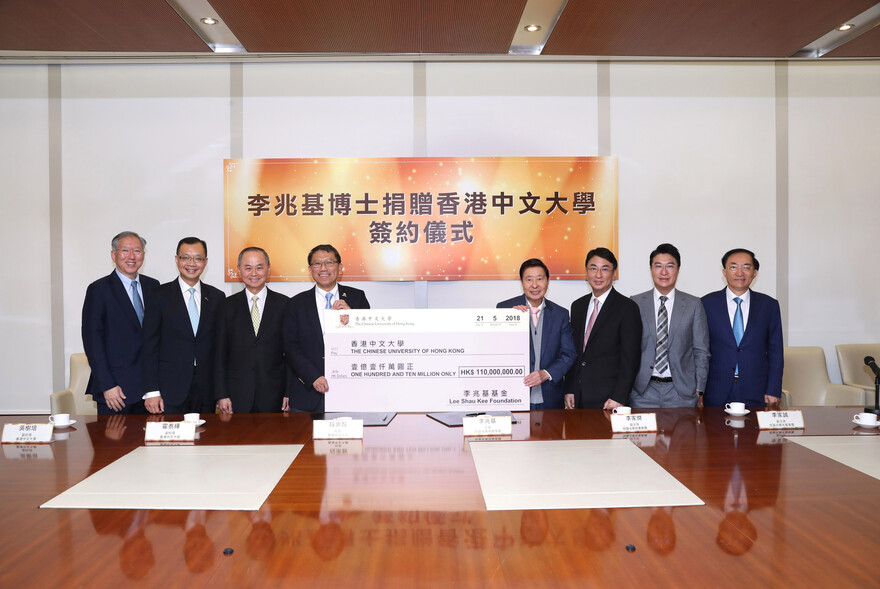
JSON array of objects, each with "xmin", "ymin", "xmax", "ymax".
[{"xmin": 111, "ymin": 231, "xmax": 146, "ymax": 250}]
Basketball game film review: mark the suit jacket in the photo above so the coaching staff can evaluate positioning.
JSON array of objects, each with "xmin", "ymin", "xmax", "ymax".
[
  {"xmin": 81, "ymin": 271, "xmax": 159, "ymax": 406},
  {"xmin": 631, "ymin": 289, "xmax": 711, "ymax": 404},
  {"xmin": 496, "ymin": 295, "xmax": 576, "ymax": 409},
  {"xmin": 142, "ymin": 279, "xmax": 225, "ymax": 408},
  {"xmin": 564, "ymin": 288, "xmax": 642, "ymax": 408},
  {"xmin": 214, "ymin": 288, "xmax": 289, "ymax": 413},
  {"xmin": 283, "ymin": 284, "xmax": 370, "ymax": 412},
  {"xmin": 701, "ymin": 288, "xmax": 783, "ymax": 407}
]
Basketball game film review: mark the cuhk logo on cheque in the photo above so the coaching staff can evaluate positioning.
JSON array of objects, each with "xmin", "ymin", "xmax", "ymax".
[{"xmin": 339, "ymin": 314, "xmax": 350, "ymax": 326}]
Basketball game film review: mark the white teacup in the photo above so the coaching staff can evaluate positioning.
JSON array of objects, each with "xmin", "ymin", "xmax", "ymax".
[
  {"xmin": 854, "ymin": 412, "xmax": 878, "ymax": 426},
  {"xmin": 49, "ymin": 413, "xmax": 71, "ymax": 427},
  {"xmin": 725, "ymin": 418, "xmax": 746, "ymax": 429},
  {"xmin": 725, "ymin": 402, "xmax": 746, "ymax": 413},
  {"xmin": 612, "ymin": 406, "xmax": 631, "ymax": 415},
  {"xmin": 183, "ymin": 413, "xmax": 201, "ymax": 423}
]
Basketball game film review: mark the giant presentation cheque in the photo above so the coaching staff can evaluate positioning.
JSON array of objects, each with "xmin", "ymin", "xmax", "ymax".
[{"xmin": 324, "ymin": 309, "xmax": 530, "ymax": 412}]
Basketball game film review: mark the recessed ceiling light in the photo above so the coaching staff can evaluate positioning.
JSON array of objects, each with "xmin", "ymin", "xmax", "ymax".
[
  {"xmin": 524, "ymin": 24, "xmax": 542, "ymax": 33},
  {"xmin": 200, "ymin": 17, "xmax": 219, "ymax": 25},
  {"xmin": 838, "ymin": 23, "xmax": 854, "ymax": 31}
]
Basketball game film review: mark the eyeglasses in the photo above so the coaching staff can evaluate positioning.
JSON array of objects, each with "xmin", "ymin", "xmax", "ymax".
[
  {"xmin": 117, "ymin": 248, "xmax": 143, "ymax": 256},
  {"xmin": 310, "ymin": 261, "xmax": 339, "ymax": 269},
  {"xmin": 652, "ymin": 263, "xmax": 677, "ymax": 272},
  {"xmin": 726, "ymin": 264, "xmax": 753, "ymax": 272},
  {"xmin": 178, "ymin": 255, "xmax": 206, "ymax": 264},
  {"xmin": 587, "ymin": 265, "xmax": 613, "ymax": 275}
]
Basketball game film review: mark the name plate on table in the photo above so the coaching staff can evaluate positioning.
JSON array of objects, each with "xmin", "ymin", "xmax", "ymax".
[
  {"xmin": 314, "ymin": 418, "xmax": 364, "ymax": 440},
  {"xmin": 324, "ymin": 309, "xmax": 529, "ymax": 412},
  {"xmin": 756, "ymin": 410, "xmax": 805, "ymax": 430},
  {"xmin": 463, "ymin": 415, "xmax": 513, "ymax": 436},
  {"xmin": 144, "ymin": 421, "xmax": 196, "ymax": 442},
  {"xmin": 2, "ymin": 423, "xmax": 53, "ymax": 444},
  {"xmin": 610, "ymin": 413, "xmax": 658, "ymax": 433}
]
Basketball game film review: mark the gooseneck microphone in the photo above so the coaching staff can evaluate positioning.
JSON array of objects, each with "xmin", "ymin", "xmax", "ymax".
[
  {"xmin": 864, "ymin": 356, "xmax": 880, "ymax": 378},
  {"xmin": 864, "ymin": 356, "xmax": 880, "ymax": 414}
]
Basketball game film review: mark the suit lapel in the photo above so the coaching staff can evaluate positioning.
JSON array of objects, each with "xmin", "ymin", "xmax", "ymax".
[
  {"xmin": 259, "ymin": 289, "xmax": 281, "ymax": 340},
  {"xmin": 109, "ymin": 272, "xmax": 141, "ymax": 328},
  {"xmin": 740, "ymin": 290, "xmax": 760, "ymax": 344},
  {"xmin": 667, "ymin": 291, "xmax": 684, "ymax": 345},
  {"xmin": 307, "ymin": 286, "xmax": 322, "ymax": 334},
  {"xmin": 639, "ymin": 294, "xmax": 657, "ymax": 348}
]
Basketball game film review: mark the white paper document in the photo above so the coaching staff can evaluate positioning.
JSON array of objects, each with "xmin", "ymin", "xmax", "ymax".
[
  {"xmin": 41, "ymin": 445, "xmax": 302, "ymax": 511},
  {"xmin": 786, "ymin": 436, "xmax": 880, "ymax": 480},
  {"xmin": 324, "ymin": 308, "xmax": 530, "ymax": 412},
  {"xmin": 470, "ymin": 439, "xmax": 704, "ymax": 511}
]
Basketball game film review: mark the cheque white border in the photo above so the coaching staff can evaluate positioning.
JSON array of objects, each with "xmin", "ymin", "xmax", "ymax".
[{"xmin": 324, "ymin": 308, "xmax": 530, "ymax": 412}]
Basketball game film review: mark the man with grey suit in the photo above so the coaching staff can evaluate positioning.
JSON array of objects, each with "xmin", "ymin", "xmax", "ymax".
[{"xmin": 631, "ymin": 243, "xmax": 710, "ymax": 408}]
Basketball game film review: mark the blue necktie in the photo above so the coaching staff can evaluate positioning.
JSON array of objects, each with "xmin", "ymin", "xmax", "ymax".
[
  {"xmin": 733, "ymin": 297, "xmax": 744, "ymax": 345},
  {"xmin": 733, "ymin": 297, "xmax": 744, "ymax": 376},
  {"xmin": 130, "ymin": 280, "xmax": 144, "ymax": 326},
  {"xmin": 187, "ymin": 287, "xmax": 199, "ymax": 335},
  {"xmin": 325, "ymin": 292, "xmax": 334, "ymax": 309}
]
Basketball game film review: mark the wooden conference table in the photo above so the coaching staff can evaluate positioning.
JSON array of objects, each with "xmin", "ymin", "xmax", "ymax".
[{"xmin": 1, "ymin": 407, "xmax": 878, "ymax": 588}]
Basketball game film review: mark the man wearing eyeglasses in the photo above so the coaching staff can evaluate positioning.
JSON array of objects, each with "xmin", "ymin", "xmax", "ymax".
[
  {"xmin": 630, "ymin": 243, "xmax": 710, "ymax": 408},
  {"xmin": 564, "ymin": 247, "xmax": 642, "ymax": 410},
  {"xmin": 283, "ymin": 244, "xmax": 370, "ymax": 412},
  {"xmin": 82, "ymin": 231, "xmax": 159, "ymax": 414},
  {"xmin": 701, "ymin": 248, "xmax": 783, "ymax": 408},
  {"xmin": 142, "ymin": 237, "xmax": 225, "ymax": 414}
]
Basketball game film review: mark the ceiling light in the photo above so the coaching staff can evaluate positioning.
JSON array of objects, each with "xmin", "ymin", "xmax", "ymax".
[
  {"xmin": 200, "ymin": 17, "xmax": 219, "ymax": 25},
  {"xmin": 838, "ymin": 23, "xmax": 854, "ymax": 31},
  {"xmin": 524, "ymin": 24, "xmax": 542, "ymax": 33}
]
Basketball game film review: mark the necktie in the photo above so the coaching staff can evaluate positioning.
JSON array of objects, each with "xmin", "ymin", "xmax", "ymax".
[
  {"xmin": 130, "ymin": 280, "xmax": 144, "ymax": 326},
  {"xmin": 733, "ymin": 297, "xmax": 744, "ymax": 345},
  {"xmin": 733, "ymin": 297, "xmax": 744, "ymax": 376},
  {"xmin": 583, "ymin": 298, "xmax": 600, "ymax": 350},
  {"xmin": 530, "ymin": 306, "xmax": 540, "ymax": 327},
  {"xmin": 325, "ymin": 292, "xmax": 334, "ymax": 309},
  {"xmin": 251, "ymin": 295, "xmax": 260, "ymax": 336},
  {"xmin": 655, "ymin": 295, "xmax": 669, "ymax": 374},
  {"xmin": 187, "ymin": 287, "xmax": 199, "ymax": 335}
]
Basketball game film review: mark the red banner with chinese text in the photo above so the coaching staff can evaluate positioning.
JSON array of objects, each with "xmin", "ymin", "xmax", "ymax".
[{"xmin": 223, "ymin": 157, "xmax": 617, "ymax": 281}]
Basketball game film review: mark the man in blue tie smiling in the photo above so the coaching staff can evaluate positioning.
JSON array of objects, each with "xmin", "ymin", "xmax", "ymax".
[
  {"xmin": 82, "ymin": 231, "xmax": 159, "ymax": 414},
  {"xmin": 283, "ymin": 244, "xmax": 370, "ymax": 412},
  {"xmin": 142, "ymin": 237, "xmax": 224, "ymax": 415},
  {"xmin": 701, "ymin": 248, "xmax": 783, "ymax": 408}
]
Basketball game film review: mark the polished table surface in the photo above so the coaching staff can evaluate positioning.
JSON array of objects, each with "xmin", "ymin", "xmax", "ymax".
[{"xmin": 1, "ymin": 407, "xmax": 879, "ymax": 588}]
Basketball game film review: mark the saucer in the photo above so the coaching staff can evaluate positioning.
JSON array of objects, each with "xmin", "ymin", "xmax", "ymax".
[
  {"xmin": 724, "ymin": 409, "xmax": 749, "ymax": 417},
  {"xmin": 852, "ymin": 419, "xmax": 880, "ymax": 429},
  {"xmin": 50, "ymin": 419, "xmax": 76, "ymax": 428}
]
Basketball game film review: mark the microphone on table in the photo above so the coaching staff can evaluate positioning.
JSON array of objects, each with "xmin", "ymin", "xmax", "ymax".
[
  {"xmin": 864, "ymin": 356, "xmax": 880, "ymax": 378},
  {"xmin": 864, "ymin": 357, "xmax": 880, "ymax": 415}
]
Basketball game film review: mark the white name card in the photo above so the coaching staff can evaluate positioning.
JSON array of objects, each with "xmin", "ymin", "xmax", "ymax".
[
  {"xmin": 610, "ymin": 413, "xmax": 658, "ymax": 433},
  {"xmin": 756, "ymin": 410, "xmax": 805, "ymax": 430},
  {"xmin": 314, "ymin": 418, "xmax": 364, "ymax": 439},
  {"xmin": 2, "ymin": 423, "xmax": 54, "ymax": 444},
  {"xmin": 463, "ymin": 415, "xmax": 513, "ymax": 436},
  {"xmin": 144, "ymin": 421, "xmax": 196, "ymax": 442}
]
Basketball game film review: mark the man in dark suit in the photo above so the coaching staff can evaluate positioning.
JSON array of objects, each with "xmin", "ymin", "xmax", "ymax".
[
  {"xmin": 631, "ymin": 243, "xmax": 711, "ymax": 408},
  {"xmin": 497, "ymin": 258, "xmax": 576, "ymax": 410},
  {"xmin": 564, "ymin": 247, "xmax": 642, "ymax": 410},
  {"xmin": 142, "ymin": 237, "xmax": 224, "ymax": 414},
  {"xmin": 214, "ymin": 247, "xmax": 289, "ymax": 413},
  {"xmin": 701, "ymin": 248, "xmax": 783, "ymax": 407},
  {"xmin": 283, "ymin": 244, "xmax": 370, "ymax": 412},
  {"xmin": 81, "ymin": 231, "xmax": 159, "ymax": 414}
]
